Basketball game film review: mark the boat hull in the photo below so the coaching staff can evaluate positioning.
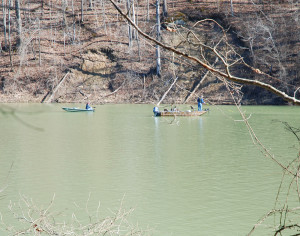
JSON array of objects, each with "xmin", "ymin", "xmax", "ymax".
[
  {"xmin": 154, "ymin": 110, "xmax": 207, "ymax": 117},
  {"xmin": 62, "ymin": 107, "xmax": 94, "ymax": 112}
]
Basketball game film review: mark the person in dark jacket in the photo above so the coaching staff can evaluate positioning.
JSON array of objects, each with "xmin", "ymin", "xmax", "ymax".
[
  {"xmin": 86, "ymin": 103, "xmax": 92, "ymax": 110},
  {"xmin": 197, "ymin": 96, "xmax": 205, "ymax": 111}
]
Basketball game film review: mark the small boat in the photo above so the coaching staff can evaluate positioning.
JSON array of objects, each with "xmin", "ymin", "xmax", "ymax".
[
  {"xmin": 153, "ymin": 108, "xmax": 207, "ymax": 117},
  {"xmin": 62, "ymin": 107, "xmax": 94, "ymax": 112}
]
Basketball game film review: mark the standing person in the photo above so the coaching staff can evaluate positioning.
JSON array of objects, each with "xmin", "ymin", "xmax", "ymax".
[
  {"xmin": 153, "ymin": 106, "xmax": 159, "ymax": 116},
  {"xmin": 197, "ymin": 96, "xmax": 205, "ymax": 111}
]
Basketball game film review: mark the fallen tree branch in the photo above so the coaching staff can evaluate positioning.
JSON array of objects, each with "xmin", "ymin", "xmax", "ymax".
[
  {"xmin": 104, "ymin": 79, "xmax": 126, "ymax": 97},
  {"xmin": 41, "ymin": 71, "xmax": 70, "ymax": 103},
  {"xmin": 184, "ymin": 57, "xmax": 219, "ymax": 104},
  {"xmin": 157, "ymin": 77, "xmax": 178, "ymax": 106}
]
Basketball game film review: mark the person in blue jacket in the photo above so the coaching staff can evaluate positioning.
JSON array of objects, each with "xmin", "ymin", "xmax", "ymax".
[
  {"xmin": 86, "ymin": 102, "xmax": 92, "ymax": 110},
  {"xmin": 153, "ymin": 106, "xmax": 159, "ymax": 116},
  {"xmin": 197, "ymin": 96, "xmax": 205, "ymax": 111}
]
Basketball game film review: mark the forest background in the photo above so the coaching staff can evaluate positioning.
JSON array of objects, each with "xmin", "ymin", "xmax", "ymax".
[{"xmin": 0, "ymin": 0, "xmax": 299, "ymax": 105}]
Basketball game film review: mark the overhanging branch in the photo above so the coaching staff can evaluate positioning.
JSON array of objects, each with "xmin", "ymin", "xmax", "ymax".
[{"xmin": 108, "ymin": 0, "xmax": 300, "ymax": 105}]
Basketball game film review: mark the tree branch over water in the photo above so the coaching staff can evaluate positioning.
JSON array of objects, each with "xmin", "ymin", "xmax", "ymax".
[
  {"xmin": 108, "ymin": 0, "xmax": 300, "ymax": 105},
  {"xmin": 0, "ymin": 106, "xmax": 43, "ymax": 131}
]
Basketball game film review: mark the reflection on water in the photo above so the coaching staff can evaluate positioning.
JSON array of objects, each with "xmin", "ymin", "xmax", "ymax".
[{"xmin": 0, "ymin": 104, "xmax": 299, "ymax": 236}]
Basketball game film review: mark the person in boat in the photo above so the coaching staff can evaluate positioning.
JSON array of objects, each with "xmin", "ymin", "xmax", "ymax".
[
  {"xmin": 86, "ymin": 102, "xmax": 92, "ymax": 110},
  {"xmin": 197, "ymin": 96, "xmax": 205, "ymax": 111},
  {"xmin": 153, "ymin": 106, "xmax": 159, "ymax": 116}
]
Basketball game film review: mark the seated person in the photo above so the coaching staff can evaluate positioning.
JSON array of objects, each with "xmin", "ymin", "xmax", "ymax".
[{"xmin": 86, "ymin": 103, "xmax": 92, "ymax": 110}]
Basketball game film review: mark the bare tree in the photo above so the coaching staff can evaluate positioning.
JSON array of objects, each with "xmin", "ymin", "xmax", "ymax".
[
  {"xmin": 156, "ymin": 0, "xmax": 161, "ymax": 77},
  {"xmin": 88, "ymin": 0, "xmax": 93, "ymax": 9},
  {"xmin": 146, "ymin": 0, "xmax": 149, "ymax": 21},
  {"xmin": 8, "ymin": 0, "xmax": 13, "ymax": 69},
  {"xmin": 126, "ymin": 0, "xmax": 133, "ymax": 47},
  {"xmin": 14, "ymin": 0, "xmax": 22, "ymax": 47},
  {"xmin": 2, "ymin": 0, "xmax": 7, "ymax": 49},
  {"xmin": 108, "ymin": 0, "xmax": 300, "ymax": 105},
  {"xmin": 41, "ymin": 0, "xmax": 44, "ymax": 16},
  {"xmin": 131, "ymin": 0, "xmax": 136, "ymax": 39},
  {"xmin": 62, "ymin": 0, "xmax": 68, "ymax": 27},
  {"xmin": 230, "ymin": 0, "xmax": 234, "ymax": 16},
  {"xmin": 237, "ymin": 0, "xmax": 299, "ymax": 99},
  {"xmin": 81, "ymin": 0, "xmax": 84, "ymax": 22},
  {"xmin": 38, "ymin": 18, "xmax": 41, "ymax": 66},
  {"xmin": 162, "ymin": 0, "xmax": 167, "ymax": 17}
]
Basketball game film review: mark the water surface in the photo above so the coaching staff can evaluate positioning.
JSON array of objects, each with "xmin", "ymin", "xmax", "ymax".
[{"xmin": 0, "ymin": 104, "xmax": 299, "ymax": 235}]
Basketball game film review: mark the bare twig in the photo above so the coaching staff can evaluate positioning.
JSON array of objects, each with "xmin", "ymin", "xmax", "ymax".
[{"xmin": 4, "ymin": 195, "xmax": 148, "ymax": 235}]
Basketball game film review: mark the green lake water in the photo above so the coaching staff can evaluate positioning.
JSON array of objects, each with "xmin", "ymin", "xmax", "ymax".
[{"xmin": 0, "ymin": 104, "xmax": 299, "ymax": 235}]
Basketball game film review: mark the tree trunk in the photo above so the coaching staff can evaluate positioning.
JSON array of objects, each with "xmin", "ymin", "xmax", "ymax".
[
  {"xmin": 81, "ymin": 0, "xmax": 84, "ymax": 22},
  {"xmin": 8, "ymin": 0, "xmax": 13, "ymax": 69},
  {"xmin": 49, "ymin": 0, "xmax": 54, "ymax": 45},
  {"xmin": 62, "ymin": 0, "xmax": 67, "ymax": 27},
  {"xmin": 156, "ymin": 0, "xmax": 161, "ymax": 77},
  {"xmin": 71, "ymin": 0, "xmax": 74, "ymax": 15},
  {"xmin": 88, "ymin": 0, "xmax": 92, "ymax": 9},
  {"xmin": 126, "ymin": 0, "xmax": 132, "ymax": 47},
  {"xmin": 230, "ymin": 0, "xmax": 234, "ymax": 16},
  {"xmin": 41, "ymin": 0, "xmax": 44, "ymax": 16},
  {"xmin": 131, "ymin": 0, "xmax": 136, "ymax": 39},
  {"xmin": 146, "ymin": 0, "xmax": 149, "ymax": 21},
  {"xmin": 71, "ymin": 0, "xmax": 76, "ymax": 43},
  {"xmin": 15, "ymin": 0, "xmax": 22, "ymax": 47},
  {"xmin": 162, "ymin": 0, "xmax": 167, "ymax": 17},
  {"xmin": 2, "ymin": 0, "xmax": 7, "ymax": 49},
  {"xmin": 135, "ymin": 0, "xmax": 140, "ymax": 60},
  {"xmin": 38, "ymin": 19, "xmax": 41, "ymax": 66},
  {"xmin": 63, "ymin": 31, "xmax": 66, "ymax": 56},
  {"xmin": 101, "ymin": 0, "xmax": 107, "ymax": 35}
]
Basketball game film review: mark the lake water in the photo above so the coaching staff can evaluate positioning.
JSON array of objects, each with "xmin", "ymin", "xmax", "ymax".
[{"xmin": 0, "ymin": 104, "xmax": 299, "ymax": 235}]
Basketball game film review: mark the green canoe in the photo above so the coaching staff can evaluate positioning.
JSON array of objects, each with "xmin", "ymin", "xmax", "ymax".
[{"xmin": 62, "ymin": 107, "xmax": 94, "ymax": 112}]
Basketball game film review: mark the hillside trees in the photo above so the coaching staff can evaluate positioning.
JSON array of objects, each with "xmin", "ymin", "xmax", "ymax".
[
  {"xmin": 108, "ymin": 0, "xmax": 300, "ymax": 105},
  {"xmin": 0, "ymin": 0, "xmax": 299, "ymax": 104},
  {"xmin": 234, "ymin": 0, "xmax": 300, "ymax": 101}
]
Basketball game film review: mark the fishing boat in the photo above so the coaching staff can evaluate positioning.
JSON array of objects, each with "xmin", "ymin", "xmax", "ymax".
[
  {"xmin": 62, "ymin": 107, "xmax": 94, "ymax": 112},
  {"xmin": 153, "ymin": 107, "xmax": 208, "ymax": 117}
]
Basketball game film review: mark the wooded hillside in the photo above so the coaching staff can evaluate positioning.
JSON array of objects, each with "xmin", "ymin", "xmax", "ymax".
[{"xmin": 0, "ymin": 0, "xmax": 299, "ymax": 105}]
